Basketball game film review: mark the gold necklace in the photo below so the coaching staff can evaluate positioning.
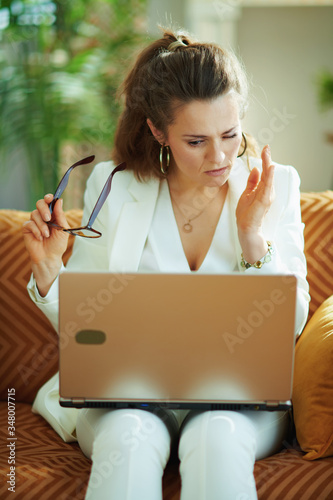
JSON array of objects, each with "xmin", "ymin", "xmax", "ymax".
[{"xmin": 170, "ymin": 191, "xmax": 218, "ymax": 233}]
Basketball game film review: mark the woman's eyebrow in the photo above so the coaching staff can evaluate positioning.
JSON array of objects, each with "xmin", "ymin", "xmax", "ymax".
[{"xmin": 182, "ymin": 126, "xmax": 239, "ymax": 138}]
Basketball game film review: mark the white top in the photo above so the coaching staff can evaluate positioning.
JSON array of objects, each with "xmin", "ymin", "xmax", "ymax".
[{"xmin": 139, "ymin": 179, "xmax": 237, "ymax": 274}]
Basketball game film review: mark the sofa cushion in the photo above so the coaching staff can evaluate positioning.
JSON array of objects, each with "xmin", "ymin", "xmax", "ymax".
[
  {"xmin": 293, "ymin": 294, "xmax": 333, "ymax": 460},
  {"xmin": 300, "ymin": 191, "xmax": 333, "ymax": 319},
  {"xmin": 0, "ymin": 402, "xmax": 90, "ymax": 499},
  {"xmin": 0, "ymin": 209, "xmax": 82, "ymax": 403},
  {"xmin": 254, "ymin": 447, "xmax": 333, "ymax": 499}
]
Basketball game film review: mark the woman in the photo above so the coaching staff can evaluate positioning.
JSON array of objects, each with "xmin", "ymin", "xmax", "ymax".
[{"xmin": 23, "ymin": 29, "xmax": 310, "ymax": 500}]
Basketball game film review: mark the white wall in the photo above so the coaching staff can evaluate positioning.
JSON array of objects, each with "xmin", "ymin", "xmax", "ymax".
[
  {"xmin": 237, "ymin": 6, "xmax": 333, "ymax": 191},
  {"xmin": 147, "ymin": 0, "xmax": 186, "ymax": 33}
]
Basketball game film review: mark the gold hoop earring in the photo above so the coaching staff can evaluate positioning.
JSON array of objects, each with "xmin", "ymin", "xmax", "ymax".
[
  {"xmin": 160, "ymin": 145, "xmax": 170, "ymax": 175},
  {"xmin": 237, "ymin": 132, "xmax": 247, "ymax": 158}
]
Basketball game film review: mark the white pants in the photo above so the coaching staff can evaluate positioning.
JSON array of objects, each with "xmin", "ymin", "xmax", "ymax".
[{"xmin": 76, "ymin": 407, "xmax": 290, "ymax": 500}]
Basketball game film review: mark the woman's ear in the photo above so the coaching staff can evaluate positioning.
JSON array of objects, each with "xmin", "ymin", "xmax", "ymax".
[{"xmin": 147, "ymin": 118, "xmax": 167, "ymax": 145}]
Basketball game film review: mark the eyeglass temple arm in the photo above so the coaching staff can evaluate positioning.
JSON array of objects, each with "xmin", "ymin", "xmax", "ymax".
[
  {"xmin": 50, "ymin": 155, "xmax": 95, "ymax": 214},
  {"xmin": 86, "ymin": 162, "xmax": 126, "ymax": 228}
]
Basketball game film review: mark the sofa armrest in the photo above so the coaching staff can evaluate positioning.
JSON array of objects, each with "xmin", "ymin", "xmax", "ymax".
[
  {"xmin": 0, "ymin": 209, "xmax": 82, "ymax": 403},
  {"xmin": 300, "ymin": 191, "xmax": 333, "ymax": 319}
]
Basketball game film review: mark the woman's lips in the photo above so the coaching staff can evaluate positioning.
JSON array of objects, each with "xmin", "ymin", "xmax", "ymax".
[{"xmin": 204, "ymin": 166, "xmax": 228, "ymax": 177}]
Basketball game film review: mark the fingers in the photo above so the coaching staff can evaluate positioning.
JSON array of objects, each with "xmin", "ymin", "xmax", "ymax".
[
  {"xmin": 261, "ymin": 145, "xmax": 275, "ymax": 188},
  {"xmin": 261, "ymin": 144, "xmax": 271, "ymax": 167},
  {"xmin": 36, "ymin": 193, "xmax": 69, "ymax": 230},
  {"xmin": 22, "ymin": 194, "xmax": 56, "ymax": 242},
  {"xmin": 22, "ymin": 219, "xmax": 44, "ymax": 242},
  {"xmin": 25, "ymin": 211, "xmax": 49, "ymax": 242},
  {"xmin": 52, "ymin": 197, "xmax": 70, "ymax": 229},
  {"xmin": 36, "ymin": 194, "xmax": 53, "ymax": 222},
  {"xmin": 245, "ymin": 167, "xmax": 260, "ymax": 193}
]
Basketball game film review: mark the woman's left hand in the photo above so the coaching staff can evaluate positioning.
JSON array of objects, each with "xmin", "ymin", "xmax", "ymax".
[{"xmin": 235, "ymin": 145, "xmax": 275, "ymax": 262}]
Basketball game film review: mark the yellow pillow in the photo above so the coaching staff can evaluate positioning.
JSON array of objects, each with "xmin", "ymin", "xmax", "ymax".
[{"xmin": 293, "ymin": 295, "xmax": 333, "ymax": 460}]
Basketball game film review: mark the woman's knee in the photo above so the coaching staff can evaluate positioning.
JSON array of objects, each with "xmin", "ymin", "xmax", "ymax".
[
  {"xmin": 78, "ymin": 408, "xmax": 172, "ymax": 466},
  {"xmin": 179, "ymin": 411, "xmax": 257, "ymax": 461},
  {"xmin": 179, "ymin": 409, "xmax": 290, "ymax": 465}
]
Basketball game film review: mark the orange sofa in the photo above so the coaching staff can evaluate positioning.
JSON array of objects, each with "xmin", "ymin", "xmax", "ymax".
[{"xmin": 1, "ymin": 191, "xmax": 333, "ymax": 499}]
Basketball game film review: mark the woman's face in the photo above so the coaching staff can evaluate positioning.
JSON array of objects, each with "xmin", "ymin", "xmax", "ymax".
[{"xmin": 149, "ymin": 93, "xmax": 243, "ymax": 190}]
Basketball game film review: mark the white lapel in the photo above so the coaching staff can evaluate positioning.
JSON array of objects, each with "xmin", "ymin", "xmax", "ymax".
[
  {"xmin": 107, "ymin": 158, "xmax": 254, "ymax": 273},
  {"xmin": 147, "ymin": 179, "xmax": 191, "ymax": 272},
  {"xmin": 108, "ymin": 176, "xmax": 160, "ymax": 272}
]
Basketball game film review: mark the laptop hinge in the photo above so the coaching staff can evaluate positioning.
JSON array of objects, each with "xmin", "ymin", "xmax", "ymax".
[
  {"xmin": 72, "ymin": 399, "xmax": 85, "ymax": 405},
  {"xmin": 266, "ymin": 401, "xmax": 280, "ymax": 408}
]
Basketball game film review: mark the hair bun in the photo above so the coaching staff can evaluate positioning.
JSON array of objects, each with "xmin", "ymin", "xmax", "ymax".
[{"xmin": 167, "ymin": 38, "xmax": 189, "ymax": 52}]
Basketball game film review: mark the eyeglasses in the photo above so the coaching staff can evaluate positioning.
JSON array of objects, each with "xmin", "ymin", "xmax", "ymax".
[{"xmin": 48, "ymin": 156, "xmax": 126, "ymax": 238}]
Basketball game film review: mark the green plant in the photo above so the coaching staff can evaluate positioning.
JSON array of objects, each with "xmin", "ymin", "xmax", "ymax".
[
  {"xmin": 316, "ymin": 69, "xmax": 333, "ymax": 112},
  {"xmin": 0, "ymin": 0, "xmax": 147, "ymax": 209}
]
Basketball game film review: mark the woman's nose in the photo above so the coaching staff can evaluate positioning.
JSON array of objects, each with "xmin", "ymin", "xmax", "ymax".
[{"xmin": 207, "ymin": 142, "xmax": 226, "ymax": 164}]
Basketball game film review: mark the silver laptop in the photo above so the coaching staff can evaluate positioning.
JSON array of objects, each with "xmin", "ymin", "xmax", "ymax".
[{"xmin": 58, "ymin": 272, "xmax": 297, "ymax": 411}]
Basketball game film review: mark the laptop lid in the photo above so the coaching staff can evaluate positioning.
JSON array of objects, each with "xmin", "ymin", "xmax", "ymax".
[{"xmin": 58, "ymin": 272, "xmax": 297, "ymax": 411}]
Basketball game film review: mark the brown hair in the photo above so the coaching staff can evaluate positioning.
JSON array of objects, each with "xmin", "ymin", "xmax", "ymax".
[{"xmin": 112, "ymin": 29, "xmax": 256, "ymax": 180}]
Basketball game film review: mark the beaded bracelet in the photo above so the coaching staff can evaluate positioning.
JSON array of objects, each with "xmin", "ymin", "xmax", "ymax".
[{"xmin": 240, "ymin": 241, "xmax": 273, "ymax": 269}]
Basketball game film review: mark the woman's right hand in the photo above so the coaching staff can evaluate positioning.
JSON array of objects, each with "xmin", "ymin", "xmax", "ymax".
[{"xmin": 22, "ymin": 194, "xmax": 70, "ymax": 297}]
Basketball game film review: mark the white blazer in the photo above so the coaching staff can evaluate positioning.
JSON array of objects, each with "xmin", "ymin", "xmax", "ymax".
[{"xmin": 27, "ymin": 156, "xmax": 310, "ymax": 442}]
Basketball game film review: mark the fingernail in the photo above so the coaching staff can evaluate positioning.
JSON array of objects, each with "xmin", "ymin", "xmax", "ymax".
[
  {"xmin": 43, "ymin": 228, "xmax": 50, "ymax": 238},
  {"xmin": 45, "ymin": 212, "xmax": 51, "ymax": 221}
]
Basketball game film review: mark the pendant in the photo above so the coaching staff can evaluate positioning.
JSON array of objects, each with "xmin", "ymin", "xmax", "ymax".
[{"xmin": 183, "ymin": 222, "xmax": 193, "ymax": 233}]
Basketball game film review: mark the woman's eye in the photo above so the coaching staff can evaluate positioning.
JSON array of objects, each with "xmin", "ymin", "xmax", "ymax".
[{"xmin": 188, "ymin": 133, "xmax": 238, "ymax": 146}]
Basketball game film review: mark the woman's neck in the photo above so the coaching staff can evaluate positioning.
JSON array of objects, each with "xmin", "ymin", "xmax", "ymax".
[
  {"xmin": 167, "ymin": 171, "xmax": 222, "ymax": 200},
  {"xmin": 167, "ymin": 172, "xmax": 228, "ymax": 207}
]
